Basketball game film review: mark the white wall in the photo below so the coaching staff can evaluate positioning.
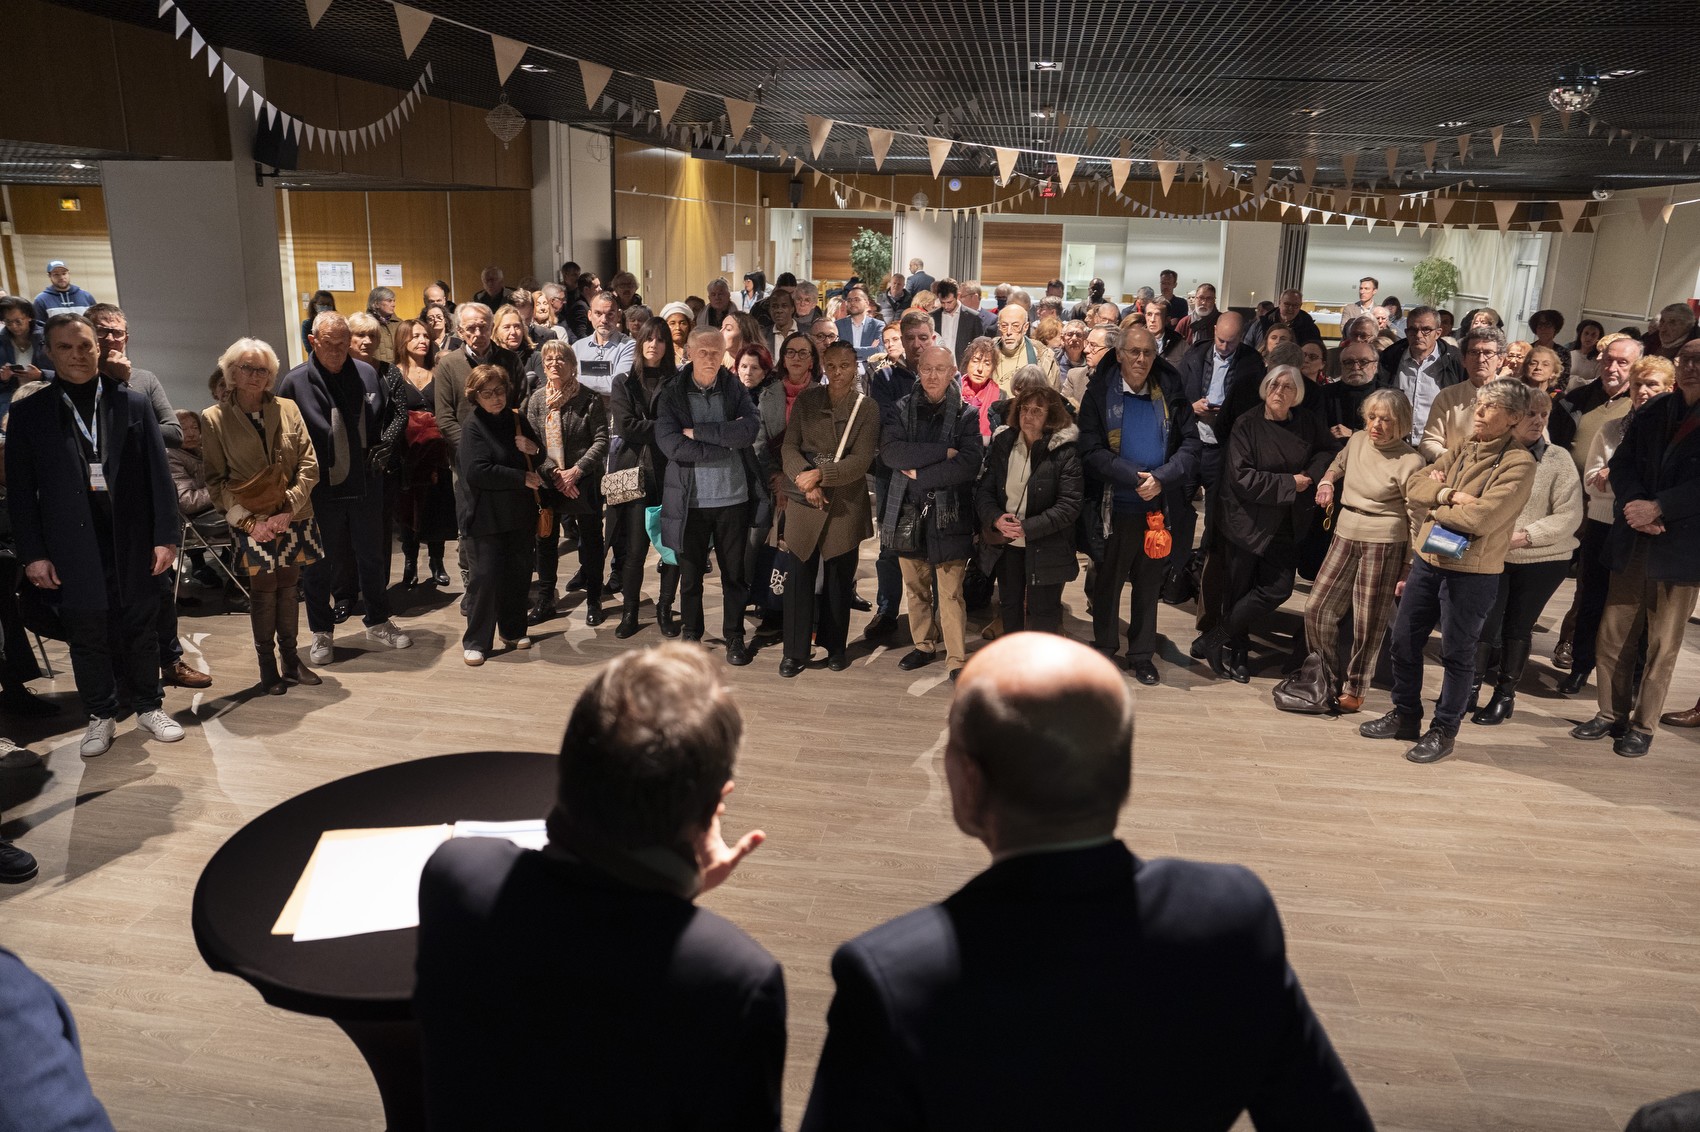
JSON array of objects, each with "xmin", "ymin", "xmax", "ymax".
[
  {"xmin": 1123, "ymin": 218, "xmax": 1222, "ymax": 301},
  {"xmin": 532, "ymin": 124, "xmax": 614, "ymax": 282},
  {"xmin": 896, "ymin": 213, "xmax": 951, "ymax": 285},
  {"xmin": 1219, "ymin": 221, "xmax": 1283, "ymax": 308},
  {"xmin": 1059, "ymin": 217, "xmax": 1131, "ymax": 301},
  {"xmin": 1303, "ymin": 224, "xmax": 1431, "ymax": 311},
  {"xmin": 13, "ymin": 232, "xmax": 118, "ymax": 312},
  {"xmin": 1579, "ymin": 184, "xmax": 1700, "ymax": 328}
]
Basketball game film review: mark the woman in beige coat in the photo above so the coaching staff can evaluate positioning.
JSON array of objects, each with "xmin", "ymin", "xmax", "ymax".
[
  {"xmin": 777, "ymin": 340, "xmax": 879, "ymax": 677},
  {"xmin": 203, "ymin": 338, "xmax": 321, "ymax": 695}
]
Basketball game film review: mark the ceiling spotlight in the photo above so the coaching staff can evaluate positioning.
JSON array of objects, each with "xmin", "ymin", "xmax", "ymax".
[
  {"xmin": 1031, "ymin": 105, "xmax": 1055, "ymax": 120},
  {"xmin": 69, "ymin": 160, "xmax": 87, "ymax": 169},
  {"xmin": 1549, "ymin": 65, "xmax": 1601, "ymax": 112},
  {"xmin": 1227, "ymin": 142, "xmax": 1247, "ymax": 149},
  {"xmin": 519, "ymin": 63, "xmax": 551, "ymax": 74},
  {"xmin": 1292, "ymin": 107, "xmax": 1324, "ymax": 117},
  {"xmin": 1031, "ymin": 60, "xmax": 1061, "ymax": 72},
  {"xmin": 1438, "ymin": 120, "xmax": 1468, "ymax": 129}
]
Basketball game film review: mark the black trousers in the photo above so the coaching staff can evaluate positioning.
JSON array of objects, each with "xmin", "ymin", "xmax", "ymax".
[
  {"xmin": 1571, "ymin": 518, "xmax": 1612, "ymax": 672},
  {"xmin": 1391, "ymin": 557, "xmax": 1500, "ymax": 733},
  {"xmin": 680, "ymin": 502, "xmax": 752, "ymax": 640},
  {"xmin": 1222, "ymin": 536, "xmax": 1298, "ymax": 646},
  {"xmin": 0, "ymin": 556, "xmax": 42, "ymax": 688},
  {"xmin": 1092, "ymin": 510, "xmax": 1170, "ymax": 661},
  {"xmin": 614, "ymin": 501, "xmax": 677, "ymax": 611},
  {"xmin": 304, "ymin": 490, "xmax": 392, "ymax": 632},
  {"xmin": 993, "ymin": 547, "xmax": 1064, "ymax": 634},
  {"xmin": 1480, "ymin": 559, "xmax": 1572, "ymax": 650},
  {"xmin": 156, "ymin": 570, "xmax": 182, "ymax": 669},
  {"xmin": 783, "ymin": 548, "xmax": 857, "ymax": 660},
  {"xmin": 463, "ymin": 527, "xmax": 534, "ymax": 650},
  {"xmin": 63, "ymin": 593, "xmax": 163, "ymax": 718},
  {"xmin": 872, "ymin": 473, "xmax": 902, "ymax": 617},
  {"xmin": 538, "ymin": 503, "xmax": 605, "ymax": 599}
]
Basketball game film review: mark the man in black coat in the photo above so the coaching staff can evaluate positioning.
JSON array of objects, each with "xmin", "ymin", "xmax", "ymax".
[
  {"xmin": 1245, "ymin": 288, "xmax": 1325, "ymax": 350},
  {"xmin": 1375, "ymin": 305, "xmax": 1464, "ymax": 446},
  {"xmin": 1078, "ymin": 325, "xmax": 1201, "ymax": 684},
  {"xmin": 802, "ymin": 634, "xmax": 1371, "ymax": 1131},
  {"xmin": 1174, "ymin": 311, "xmax": 1265, "ymax": 578},
  {"xmin": 6, "ymin": 314, "xmax": 180, "ymax": 757},
  {"xmin": 417, "ymin": 643, "xmax": 782, "ymax": 1130},
  {"xmin": 1572, "ymin": 337, "xmax": 1700, "ymax": 758},
  {"xmin": 279, "ymin": 312, "xmax": 412, "ymax": 664}
]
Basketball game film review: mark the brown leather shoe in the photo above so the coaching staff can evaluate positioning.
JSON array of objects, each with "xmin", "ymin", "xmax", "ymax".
[
  {"xmin": 167, "ymin": 660, "xmax": 213, "ymax": 689},
  {"xmin": 1659, "ymin": 700, "xmax": 1700, "ymax": 728},
  {"xmin": 1335, "ymin": 692, "xmax": 1364, "ymax": 713}
]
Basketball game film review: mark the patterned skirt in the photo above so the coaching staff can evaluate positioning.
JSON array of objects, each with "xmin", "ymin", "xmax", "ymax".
[{"xmin": 232, "ymin": 517, "xmax": 324, "ymax": 575}]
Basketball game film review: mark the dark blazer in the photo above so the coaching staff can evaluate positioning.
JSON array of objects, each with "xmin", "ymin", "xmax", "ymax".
[
  {"xmin": 276, "ymin": 355, "xmax": 386, "ymax": 500},
  {"xmin": 801, "ymin": 842, "xmax": 1371, "ymax": 1131},
  {"xmin": 974, "ymin": 423, "xmax": 1083, "ymax": 585},
  {"xmin": 1077, "ymin": 358, "xmax": 1202, "ymax": 520},
  {"xmin": 654, "ymin": 366, "xmax": 765, "ymax": 552},
  {"xmin": 416, "ymin": 838, "xmax": 785, "ymax": 1132},
  {"xmin": 835, "ymin": 315, "xmax": 886, "ymax": 363},
  {"xmin": 1606, "ymin": 390, "xmax": 1700, "ymax": 583},
  {"xmin": 1221, "ymin": 411, "xmax": 1334, "ymax": 555},
  {"xmin": 1375, "ymin": 338, "xmax": 1464, "ymax": 392},
  {"xmin": 905, "ymin": 269, "xmax": 935, "ymax": 296},
  {"xmin": 1177, "ymin": 340, "xmax": 1267, "ymax": 423},
  {"xmin": 1247, "ymin": 308, "xmax": 1324, "ymax": 349},
  {"xmin": 456, "ymin": 407, "xmax": 540, "ymax": 537},
  {"xmin": 0, "ymin": 947, "xmax": 114, "ymax": 1131},
  {"xmin": 610, "ymin": 367, "xmax": 672, "ymax": 506},
  {"xmin": 6, "ymin": 377, "xmax": 177, "ymax": 611},
  {"xmin": 931, "ymin": 307, "xmax": 983, "ymax": 365}
]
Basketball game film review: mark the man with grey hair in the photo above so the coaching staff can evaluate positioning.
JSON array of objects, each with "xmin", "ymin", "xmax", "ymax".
[
  {"xmin": 1643, "ymin": 301, "xmax": 1699, "ymax": 360},
  {"xmin": 958, "ymin": 282, "xmax": 995, "ymax": 331},
  {"xmin": 904, "ymin": 257, "xmax": 934, "ymax": 297},
  {"xmin": 1362, "ymin": 378, "xmax": 1535, "ymax": 763},
  {"xmin": 992, "ymin": 304, "xmax": 1059, "ymax": 393},
  {"xmin": 1120, "ymin": 285, "xmax": 1157, "ymax": 319},
  {"xmin": 573, "ymin": 292, "xmax": 636, "ymax": 398},
  {"xmin": 1419, "ymin": 325, "xmax": 1508, "ymax": 460},
  {"xmin": 365, "ymin": 286, "xmax": 398, "ymax": 364},
  {"xmin": 471, "ymin": 265, "xmax": 513, "ymax": 311},
  {"xmin": 803, "ymin": 633, "xmax": 1370, "ymax": 1129},
  {"xmin": 1062, "ymin": 324, "xmax": 1116, "ymax": 408},
  {"xmin": 1326, "ymin": 315, "xmax": 1379, "ymax": 380},
  {"xmin": 1376, "ymin": 304, "xmax": 1463, "ymax": 446},
  {"xmin": 699, "ymin": 278, "xmax": 734, "ymax": 330}
]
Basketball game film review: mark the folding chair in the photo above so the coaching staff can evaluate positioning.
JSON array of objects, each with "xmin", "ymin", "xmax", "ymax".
[{"xmin": 176, "ymin": 514, "xmax": 250, "ymax": 602}]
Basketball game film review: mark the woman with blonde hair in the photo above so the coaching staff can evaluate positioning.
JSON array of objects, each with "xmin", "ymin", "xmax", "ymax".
[{"xmin": 202, "ymin": 338, "xmax": 322, "ymax": 694}]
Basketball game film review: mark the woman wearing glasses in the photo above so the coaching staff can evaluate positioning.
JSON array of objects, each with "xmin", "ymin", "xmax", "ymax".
[
  {"xmin": 457, "ymin": 365, "xmax": 542, "ymax": 665},
  {"xmin": 202, "ymin": 339, "xmax": 322, "ymax": 694}
]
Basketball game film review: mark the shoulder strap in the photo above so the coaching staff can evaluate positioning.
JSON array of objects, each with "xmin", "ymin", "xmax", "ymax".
[{"xmin": 834, "ymin": 393, "xmax": 865, "ymax": 462}]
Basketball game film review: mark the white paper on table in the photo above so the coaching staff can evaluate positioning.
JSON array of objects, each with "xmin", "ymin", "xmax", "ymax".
[
  {"xmin": 453, "ymin": 819, "xmax": 549, "ymax": 851},
  {"xmin": 291, "ymin": 824, "xmax": 452, "ymax": 942}
]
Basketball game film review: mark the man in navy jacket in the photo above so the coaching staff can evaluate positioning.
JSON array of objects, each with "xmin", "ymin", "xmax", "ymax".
[
  {"xmin": 6, "ymin": 314, "xmax": 180, "ymax": 757},
  {"xmin": 802, "ymin": 633, "xmax": 1372, "ymax": 1131},
  {"xmin": 0, "ymin": 946, "xmax": 113, "ymax": 1130}
]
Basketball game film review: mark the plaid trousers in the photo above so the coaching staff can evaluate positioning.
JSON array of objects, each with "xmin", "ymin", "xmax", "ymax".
[{"xmin": 1304, "ymin": 535, "xmax": 1407, "ymax": 698}]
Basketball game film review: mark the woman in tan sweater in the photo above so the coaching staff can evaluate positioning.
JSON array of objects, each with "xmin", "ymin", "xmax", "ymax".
[
  {"xmin": 203, "ymin": 338, "xmax": 322, "ymax": 695},
  {"xmin": 1360, "ymin": 378, "xmax": 1536, "ymax": 763},
  {"xmin": 1307, "ymin": 389, "xmax": 1423, "ymax": 711}
]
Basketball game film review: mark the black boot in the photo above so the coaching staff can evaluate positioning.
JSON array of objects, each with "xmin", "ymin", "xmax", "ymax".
[
  {"xmin": 401, "ymin": 555, "xmax": 418, "ymax": 587},
  {"xmin": 615, "ymin": 602, "xmax": 641, "ymax": 639},
  {"xmin": 249, "ymin": 587, "xmax": 287, "ymax": 696},
  {"xmin": 275, "ymin": 583, "xmax": 321, "ymax": 686},
  {"xmin": 1360, "ymin": 709, "xmax": 1422, "ymax": 741},
  {"xmin": 657, "ymin": 602, "xmax": 681, "ymax": 639},
  {"xmin": 1558, "ymin": 666, "xmax": 1591, "ymax": 695},
  {"xmin": 428, "ymin": 558, "xmax": 450, "ymax": 587},
  {"xmin": 1467, "ymin": 642, "xmax": 1496, "ymax": 712},
  {"xmin": 1472, "ymin": 639, "xmax": 1527, "ymax": 725}
]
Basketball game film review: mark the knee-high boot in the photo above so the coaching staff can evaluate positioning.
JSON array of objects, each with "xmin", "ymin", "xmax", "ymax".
[
  {"xmin": 275, "ymin": 581, "xmax": 322, "ymax": 686},
  {"xmin": 248, "ymin": 584, "xmax": 285, "ymax": 695},
  {"xmin": 1473, "ymin": 638, "xmax": 1528, "ymax": 725},
  {"xmin": 1467, "ymin": 642, "xmax": 1497, "ymax": 711}
]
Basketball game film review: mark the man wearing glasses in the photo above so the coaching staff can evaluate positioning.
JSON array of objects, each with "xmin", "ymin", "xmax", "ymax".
[
  {"xmin": 1323, "ymin": 340, "xmax": 1386, "ymax": 444},
  {"xmin": 1419, "ymin": 327, "xmax": 1510, "ymax": 461},
  {"xmin": 1377, "ymin": 304, "xmax": 1463, "ymax": 447},
  {"xmin": 1571, "ymin": 340, "xmax": 1700, "ymax": 758}
]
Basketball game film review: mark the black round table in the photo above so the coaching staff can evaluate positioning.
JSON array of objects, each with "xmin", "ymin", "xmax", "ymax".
[{"xmin": 192, "ymin": 750, "xmax": 557, "ymax": 1130}]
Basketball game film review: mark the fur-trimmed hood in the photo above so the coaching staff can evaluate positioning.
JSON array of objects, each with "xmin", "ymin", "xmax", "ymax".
[{"xmin": 989, "ymin": 422, "xmax": 1079, "ymax": 451}]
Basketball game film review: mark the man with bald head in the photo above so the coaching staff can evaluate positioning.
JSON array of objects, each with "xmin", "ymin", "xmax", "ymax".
[
  {"xmin": 1078, "ymin": 325, "xmax": 1201, "ymax": 683},
  {"xmin": 1172, "ymin": 309, "xmax": 1265, "ymax": 590},
  {"xmin": 992, "ymin": 303, "xmax": 1060, "ymax": 393},
  {"xmin": 802, "ymin": 634, "xmax": 1371, "ymax": 1129}
]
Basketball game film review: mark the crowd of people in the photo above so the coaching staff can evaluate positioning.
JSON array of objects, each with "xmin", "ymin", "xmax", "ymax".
[{"xmin": 2, "ymin": 255, "xmax": 1699, "ymax": 886}]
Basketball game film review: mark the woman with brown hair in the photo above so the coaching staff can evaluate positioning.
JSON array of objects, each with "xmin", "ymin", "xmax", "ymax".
[
  {"xmin": 458, "ymin": 364, "xmax": 541, "ymax": 665},
  {"xmin": 524, "ymin": 341, "xmax": 609, "ymax": 626},
  {"xmin": 202, "ymin": 337, "xmax": 322, "ymax": 694},
  {"xmin": 388, "ymin": 318, "xmax": 456, "ymax": 587},
  {"xmin": 609, "ymin": 318, "xmax": 680, "ymax": 638},
  {"xmin": 973, "ymin": 384, "xmax": 1082, "ymax": 636}
]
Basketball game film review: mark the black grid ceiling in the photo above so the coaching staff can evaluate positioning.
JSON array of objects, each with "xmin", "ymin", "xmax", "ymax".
[{"xmin": 61, "ymin": 0, "xmax": 1700, "ymax": 195}]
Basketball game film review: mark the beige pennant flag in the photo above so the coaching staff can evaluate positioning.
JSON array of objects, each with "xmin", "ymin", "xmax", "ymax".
[
  {"xmin": 792, "ymin": 157, "xmax": 802, "ymax": 176},
  {"xmin": 1685, "ymin": 143, "xmax": 1695, "ymax": 164},
  {"xmin": 1251, "ymin": 159, "xmax": 1272, "ymax": 197},
  {"xmin": 1341, "ymin": 152, "xmax": 1357, "ymax": 186},
  {"xmin": 1085, "ymin": 126, "xmax": 1100, "ymax": 147},
  {"xmin": 1493, "ymin": 199, "xmax": 1517, "ymax": 230},
  {"xmin": 1056, "ymin": 111, "xmax": 1070, "ymax": 131},
  {"xmin": 866, "ymin": 127, "xmax": 893, "ymax": 171},
  {"xmin": 927, "ymin": 136, "xmax": 952, "ymax": 179},
  {"xmin": 1639, "ymin": 196, "xmax": 1666, "ymax": 229},
  {"xmin": 1393, "ymin": 220, "xmax": 1404, "ymax": 234},
  {"xmin": 1432, "ymin": 196, "xmax": 1457, "ymax": 225},
  {"xmin": 1382, "ymin": 146, "xmax": 1399, "ymax": 181},
  {"xmin": 1456, "ymin": 133, "xmax": 1472, "ymax": 162},
  {"xmin": 1156, "ymin": 160, "xmax": 1178, "ymax": 195},
  {"xmin": 1421, "ymin": 140, "xmax": 1438, "ymax": 171},
  {"xmin": 305, "ymin": 0, "xmax": 334, "ymax": 27},
  {"xmin": 1528, "ymin": 114, "xmax": 1542, "ymax": 143},
  {"xmin": 1655, "ymin": 141, "xmax": 1667, "ymax": 159},
  {"xmin": 1384, "ymin": 191, "xmax": 1402, "ymax": 216},
  {"xmin": 1119, "ymin": 137, "xmax": 1132, "ymax": 161},
  {"xmin": 1110, "ymin": 158, "xmax": 1131, "ymax": 194},
  {"xmin": 724, "ymin": 97, "xmax": 756, "ymax": 141},
  {"xmin": 1055, "ymin": 154, "xmax": 1078, "ymax": 194},
  {"xmin": 1662, "ymin": 202, "xmax": 1677, "ymax": 224},
  {"xmin": 653, "ymin": 80, "xmax": 686, "ymax": 127},
  {"xmin": 1491, "ymin": 126, "xmax": 1504, "ymax": 155},
  {"xmin": 995, "ymin": 147, "xmax": 1019, "ymax": 184},
  {"xmin": 1559, "ymin": 109, "xmax": 1573, "ymax": 131},
  {"xmin": 392, "ymin": 3, "xmax": 432, "ymax": 58},
  {"xmin": 491, "ymin": 34, "xmax": 527, "ymax": 85},
  {"xmin": 1297, "ymin": 155, "xmax": 1316, "ymax": 185},
  {"xmin": 1628, "ymin": 134, "xmax": 1641, "ymax": 155},
  {"xmin": 579, "ymin": 61, "xmax": 613, "ymax": 109},
  {"xmin": 806, "ymin": 114, "xmax": 834, "ymax": 159}
]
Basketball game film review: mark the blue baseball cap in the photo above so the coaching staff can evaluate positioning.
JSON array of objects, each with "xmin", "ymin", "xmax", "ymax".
[{"xmin": 46, "ymin": 260, "xmax": 67, "ymax": 273}]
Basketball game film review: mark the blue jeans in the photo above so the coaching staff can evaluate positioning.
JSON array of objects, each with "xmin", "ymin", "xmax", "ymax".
[{"xmin": 1390, "ymin": 556, "xmax": 1501, "ymax": 732}]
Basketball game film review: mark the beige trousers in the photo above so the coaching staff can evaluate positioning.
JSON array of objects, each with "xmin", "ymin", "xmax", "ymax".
[
  {"xmin": 1596, "ymin": 537, "xmax": 1700, "ymax": 731},
  {"xmin": 900, "ymin": 558, "xmax": 968, "ymax": 669}
]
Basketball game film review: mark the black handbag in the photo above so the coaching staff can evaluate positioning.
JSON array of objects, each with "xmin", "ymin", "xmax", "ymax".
[
  {"xmin": 1271, "ymin": 650, "xmax": 1334, "ymax": 714},
  {"xmin": 891, "ymin": 498, "xmax": 928, "ymax": 557}
]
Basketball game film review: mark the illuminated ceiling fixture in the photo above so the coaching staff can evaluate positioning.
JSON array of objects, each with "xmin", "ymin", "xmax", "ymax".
[
  {"xmin": 1031, "ymin": 105, "xmax": 1055, "ymax": 120},
  {"xmin": 69, "ymin": 161, "xmax": 87, "ymax": 169},
  {"xmin": 519, "ymin": 63, "xmax": 550, "ymax": 74},
  {"xmin": 1438, "ymin": 120, "xmax": 1468, "ymax": 129},
  {"xmin": 1031, "ymin": 60, "xmax": 1061, "ymax": 72},
  {"xmin": 1227, "ymin": 142, "xmax": 1247, "ymax": 148},
  {"xmin": 1549, "ymin": 65, "xmax": 1601, "ymax": 112}
]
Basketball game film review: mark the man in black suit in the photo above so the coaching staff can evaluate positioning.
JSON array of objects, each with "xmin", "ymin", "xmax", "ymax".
[
  {"xmin": 802, "ymin": 633, "xmax": 1371, "ymax": 1130},
  {"xmin": 930, "ymin": 279, "xmax": 982, "ymax": 367},
  {"xmin": 1174, "ymin": 311, "xmax": 1266, "ymax": 574},
  {"xmin": 416, "ymin": 643, "xmax": 782, "ymax": 1129},
  {"xmin": 7, "ymin": 314, "xmax": 181, "ymax": 758},
  {"xmin": 904, "ymin": 257, "xmax": 935, "ymax": 297}
]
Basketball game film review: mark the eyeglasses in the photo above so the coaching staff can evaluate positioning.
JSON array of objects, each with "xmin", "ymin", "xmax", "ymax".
[
  {"xmin": 1342, "ymin": 357, "xmax": 1376, "ymax": 367},
  {"xmin": 1465, "ymin": 349, "xmax": 1502, "ymax": 359},
  {"xmin": 235, "ymin": 364, "xmax": 270, "ymax": 377},
  {"xmin": 1408, "ymin": 325, "xmax": 1440, "ymax": 335},
  {"xmin": 473, "ymin": 387, "xmax": 507, "ymax": 400},
  {"xmin": 93, "ymin": 325, "xmax": 126, "ymax": 339},
  {"xmin": 783, "ymin": 348, "xmax": 814, "ymax": 358}
]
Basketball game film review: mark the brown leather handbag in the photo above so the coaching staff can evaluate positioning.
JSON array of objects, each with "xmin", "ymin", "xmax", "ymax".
[
  {"xmin": 230, "ymin": 462, "xmax": 289, "ymax": 516},
  {"xmin": 518, "ymin": 414, "xmax": 553, "ymax": 538}
]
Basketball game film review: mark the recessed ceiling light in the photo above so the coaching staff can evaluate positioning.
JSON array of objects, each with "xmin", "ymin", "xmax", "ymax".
[
  {"xmin": 69, "ymin": 161, "xmax": 87, "ymax": 169},
  {"xmin": 1602, "ymin": 68, "xmax": 1643, "ymax": 79},
  {"xmin": 1438, "ymin": 120, "xmax": 1468, "ymax": 128},
  {"xmin": 1031, "ymin": 107, "xmax": 1054, "ymax": 119},
  {"xmin": 1292, "ymin": 107, "xmax": 1324, "ymax": 117},
  {"xmin": 519, "ymin": 63, "xmax": 551, "ymax": 73},
  {"xmin": 1031, "ymin": 60, "xmax": 1061, "ymax": 72},
  {"xmin": 1227, "ymin": 142, "xmax": 1247, "ymax": 148}
]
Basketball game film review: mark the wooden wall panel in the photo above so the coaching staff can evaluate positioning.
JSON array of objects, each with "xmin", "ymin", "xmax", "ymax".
[
  {"xmin": 365, "ymin": 192, "xmax": 451, "ymax": 314},
  {"xmin": 449, "ymin": 103, "xmax": 497, "ymax": 189},
  {"xmin": 265, "ymin": 60, "xmax": 343, "ymax": 175},
  {"xmin": 336, "ymin": 77, "xmax": 405, "ymax": 180},
  {"xmin": 0, "ymin": 0, "xmax": 127, "ymax": 153},
  {"xmin": 398, "ymin": 96, "xmax": 454, "ymax": 185},
  {"xmin": 981, "ymin": 222, "xmax": 1064, "ymax": 285},
  {"xmin": 113, "ymin": 21, "xmax": 228, "ymax": 161},
  {"xmin": 494, "ymin": 123, "xmax": 532, "ymax": 190},
  {"xmin": 616, "ymin": 139, "xmax": 670, "ymax": 195},
  {"xmin": 664, "ymin": 200, "xmax": 734, "ymax": 303},
  {"xmin": 811, "ymin": 217, "xmax": 893, "ymax": 281},
  {"xmin": 285, "ymin": 192, "xmax": 373, "ymax": 316},
  {"xmin": 448, "ymin": 191, "xmax": 533, "ymax": 301},
  {"xmin": 5, "ymin": 187, "xmax": 110, "ymax": 238}
]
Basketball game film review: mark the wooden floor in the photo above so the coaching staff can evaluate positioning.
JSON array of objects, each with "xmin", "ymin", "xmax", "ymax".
[{"xmin": 3, "ymin": 545, "xmax": 1699, "ymax": 1132}]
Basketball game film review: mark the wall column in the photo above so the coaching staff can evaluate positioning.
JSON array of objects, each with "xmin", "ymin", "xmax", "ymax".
[{"xmin": 531, "ymin": 122, "xmax": 614, "ymax": 281}]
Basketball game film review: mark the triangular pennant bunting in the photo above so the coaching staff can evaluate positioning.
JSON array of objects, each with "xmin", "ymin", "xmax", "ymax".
[
  {"xmin": 866, "ymin": 127, "xmax": 893, "ymax": 171},
  {"xmin": 1528, "ymin": 115, "xmax": 1542, "ymax": 143},
  {"xmin": 174, "ymin": 8, "xmax": 188, "ymax": 37},
  {"xmin": 491, "ymin": 35, "xmax": 527, "ymax": 85},
  {"xmin": 1456, "ymin": 133, "xmax": 1472, "ymax": 162},
  {"xmin": 1384, "ymin": 146, "xmax": 1399, "ymax": 180},
  {"xmin": 305, "ymin": 0, "xmax": 334, "ymax": 27},
  {"xmin": 1109, "ymin": 158, "xmax": 1131, "ymax": 194},
  {"xmin": 1431, "ymin": 197, "xmax": 1456, "ymax": 225},
  {"xmin": 221, "ymin": 62, "xmax": 236, "ymax": 91},
  {"xmin": 1421, "ymin": 140, "xmax": 1437, "ymax": 170},
  {"xmin": 1156, "ymin": 160, "xmax": 1178, "ymax": 196},
  {"xmin": 1252, "ymin": 160, "xmax": 1272, "ymax": 197},
  {"xmin": 1639, "ymin": 196, "xmax": 1665, "ymax": 229},
  {"xmin": 393, "ymin": 3, "xmax": 433, "ymax": 59},
  {"xmin": 653, "ymin": 80, "xmax": 687, "ymax": 127},
  {"xmin": 724, "ymin": 97, "xmax": 756, "ymax": 141},
  {"xmin": 995, "ymin": 147, "xmax": 1019, "ymax": 184},
  {"xmin": 1491, "ymin": 126, "xmax": 1504, "ymax": 155},
  {"xmin": 806, "ymin": 114, "xmax": 834, "ymax": 159},
  {"xmin": 1299, "ymin": 156, "xmax": 1316, "ymax": 185},
  {"xmin": 1340, "ymin": 152, "xmax": 1357, "ymax": 185},
  {"xmin": 579, "ymin": 61, "xmax": 613, "ymax": 109},
  {"xmin": 1493, "ymin": 199, "xmax": 1516, "ymax": 230},
  {"xmin": 1054, "ymin": 154, "xmax": 1077, "ymax": 194},
  {"xmin": 926, "ymin": 136, "xmax": 951, "ymax": 179}
]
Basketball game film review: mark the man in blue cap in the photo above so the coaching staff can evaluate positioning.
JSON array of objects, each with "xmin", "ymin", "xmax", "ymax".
[{"xmin": 32, "ymin": 261, "xmax": 96, "ymax": 327}]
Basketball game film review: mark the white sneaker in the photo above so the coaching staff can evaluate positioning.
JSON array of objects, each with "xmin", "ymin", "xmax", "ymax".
[
  {"xmin": 136, "ymin": 710, "xmax": 185, "ymax": 743},
  {"xmin": 463, "ymin": 649, "xmax": 485, "ymax": 667},
  {"xmin": 366, "ymin": 620, "xmax": 412, "ymax": 649},
  {"xmin": 80, "ymin": 717, "xmax": 116, "ymax": 758},
  {"xmin": 309, "ymin": 631, "xmax": 334, "ymax": 665},
  {"xmin": 502, "ymin": 637, "xmax": 532, "ymax": 651}
]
